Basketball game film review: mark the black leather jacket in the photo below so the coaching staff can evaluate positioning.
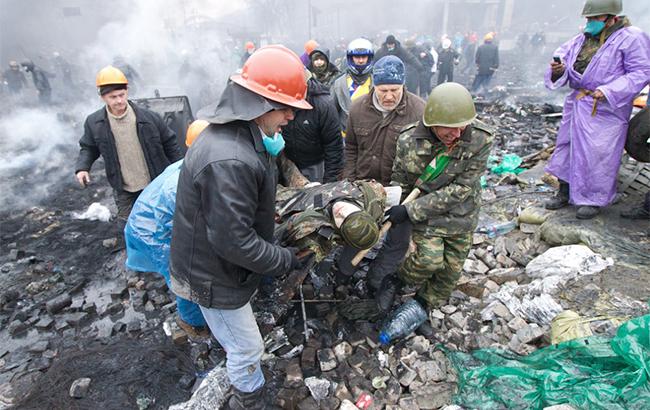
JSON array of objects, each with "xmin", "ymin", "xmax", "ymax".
[
  {"xmin": 75, "ymin": 102, "xmax": 183, "ymax": 191},
  {"xmin": 169, "ymin": 120, "xmax": 294, "ymax": 309}
]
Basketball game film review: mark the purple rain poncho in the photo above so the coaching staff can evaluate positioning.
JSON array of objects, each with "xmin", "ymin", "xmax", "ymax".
[{"xmin": 545, "ymin": 25, "xmax": 650, "ymax": 206}]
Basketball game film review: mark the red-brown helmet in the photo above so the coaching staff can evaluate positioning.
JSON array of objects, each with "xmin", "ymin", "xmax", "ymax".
[
  {"xmin": 230, "ymin": 45, "xmax": 312, "ymax": 110},
  {"xmin": 245, "ymin": 41, "xmax": 255, "ymax": 50},
  {"xmin": 304, "ymin": 39, "xmax": 319, "ymax": 54}
]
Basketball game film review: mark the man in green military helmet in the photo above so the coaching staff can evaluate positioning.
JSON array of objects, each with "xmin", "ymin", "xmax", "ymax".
[
  {"xmin": 275, "ymin": 180, "xmax": 387, "ymax": 262},
  {"xmin": 370, "ymin": 82, "xmax": 494, "ymax": 324}
]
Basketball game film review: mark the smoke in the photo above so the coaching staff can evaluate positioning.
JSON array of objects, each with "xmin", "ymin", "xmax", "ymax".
[
  {"xmin": 0, "ymin": 0, "xmax": 248, "ymax": 212},
  {"xmin": 0, "ymin": 106, "xmax": 83, "ymax": 211},
  {"xmin": 76, "ymin": 0, "xmax": 247, "ymax": 109}
]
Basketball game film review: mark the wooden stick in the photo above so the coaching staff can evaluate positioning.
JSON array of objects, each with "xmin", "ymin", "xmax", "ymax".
[{"xmin": 350, "ymin": 188, "xmax": 421, "ymax": 266}]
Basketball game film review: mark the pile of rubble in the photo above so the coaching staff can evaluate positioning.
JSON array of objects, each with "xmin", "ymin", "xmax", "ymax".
[{"xmin": 1, "ymin": 96, "xmax": 648, "ymax": 410}]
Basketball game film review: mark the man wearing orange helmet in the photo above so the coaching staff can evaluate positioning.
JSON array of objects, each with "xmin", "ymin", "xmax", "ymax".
[
  {"xmin": 240, "ymin": 41, "xmax": 256, "ymax": 67},
  {"xmin": 169, "ymin": 45, "xmax": 312, "ymax": 409},
  {"xmin": 300, "ymin": 39, "xmax": 319, "ymax": 67},
  {"xmin": 74, "ymin": 66, "xmax": 183, "ymax": 220}
]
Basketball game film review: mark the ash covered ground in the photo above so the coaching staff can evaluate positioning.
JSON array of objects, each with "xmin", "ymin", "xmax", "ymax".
[{"xmin": 0, "ymin": 52, "xmax": 649, "ymax": 410}]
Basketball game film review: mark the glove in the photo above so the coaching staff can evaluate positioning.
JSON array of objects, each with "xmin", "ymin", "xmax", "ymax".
[
  {"xmin": 287, "ymin": 247, "xmax": 303, "ymax": 270},
  {"xmin": 386, "ymin": 205, "xmax": 409, "ymax": 224}
]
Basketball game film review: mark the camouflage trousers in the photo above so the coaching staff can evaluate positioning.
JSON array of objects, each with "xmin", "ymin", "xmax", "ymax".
[{"xmin": 398, "ymin": 231, "xmax": 472, "ymax": 308}]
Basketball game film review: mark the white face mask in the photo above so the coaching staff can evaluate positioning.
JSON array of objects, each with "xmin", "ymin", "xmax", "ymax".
[{"xmin": 332, "ymin": 202, "xmax": 362, "ymax": 228}]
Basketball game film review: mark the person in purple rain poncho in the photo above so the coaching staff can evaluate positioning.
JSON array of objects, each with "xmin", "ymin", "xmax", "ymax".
[{"xmin": 544, "ymin": 0, "xmax": 650, "ymax": 219}]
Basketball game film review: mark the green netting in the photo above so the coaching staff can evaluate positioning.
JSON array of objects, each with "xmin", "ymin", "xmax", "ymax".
[{"xmin": 445, "ymin": 314, "xmax": 650, "ymax": 410}]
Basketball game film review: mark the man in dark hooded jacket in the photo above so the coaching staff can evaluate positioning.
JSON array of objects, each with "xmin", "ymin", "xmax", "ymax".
[
  {"xmin": 169, "ymin": 45, "xmax": 312, "ymax": 409},
  {"xmin": 282, "ymin": 77, "xmax": 343, "ymax": 183},
  {"xmin": 308, "ymin": 47, "xmax": 340, "ymax": 88},
  {"xmin": 375, "ymin": 35, "xmax": 424, "ymax": 93}
]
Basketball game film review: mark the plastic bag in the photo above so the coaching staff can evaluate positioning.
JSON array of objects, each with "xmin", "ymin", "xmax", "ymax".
[
  {"xmin": 124, "ymin": 160, "xmax": 183, "ymax": 276},
  {"xmin": 517, "ymin": 207, "xmax": 549, "ymax": 225},
  {"xmin": 490, "ymin": 154, "xmax": 524, "ymax": 175},
  {"xmin": 550, "ymin": 311, "xmax": 627, "ymax": 345},
  {"xmin": 525, "ymin": 245, "xmax": 613, "ymax": 279},
  {"xmin": 446, "ymin": 313, "xmax": 650, "ymax": 409},
  {"xmin": 551, "ymin": 310, "xmax": 593, "ymax": 344},
  {"xmin": 73, "ymin": 202, "xmax": 111, "ymax": 222}
]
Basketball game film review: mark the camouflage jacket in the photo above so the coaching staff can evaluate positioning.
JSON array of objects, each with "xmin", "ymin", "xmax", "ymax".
[
  {"xmin": 391, "ymin": 120, "xmax": 494, "ymax": 236},
  {"xmin": 275, "ymin": 180, "xmax": 386, "ymax": 260}
]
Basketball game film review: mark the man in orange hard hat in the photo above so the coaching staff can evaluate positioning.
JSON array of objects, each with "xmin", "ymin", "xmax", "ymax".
[
  {"xmin": 300, "ymin": 39, "xmax": 319, "ymax": 67},
  {"xmin": 169, "ymin": 45, "xmax": 312, "ymax": 409},
  {"xmin": 240, "ymin": 41, "xmax": 256, "ymax": 67},
  {"xmin": 74, "ymin": 65, "xmax": 183, "ymax": 221}
]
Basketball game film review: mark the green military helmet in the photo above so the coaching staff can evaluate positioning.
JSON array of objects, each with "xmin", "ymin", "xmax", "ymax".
[
  {"xmin": 423, "ymin": 82, "xmax": 476, "ymax": 128},
  {"xmin": 582, "ymin": 0, "xmax": 622, "ymax": 17},
  {"xmin": 339, "ymin": 211, "xmax": 380, "ymax": 250}
]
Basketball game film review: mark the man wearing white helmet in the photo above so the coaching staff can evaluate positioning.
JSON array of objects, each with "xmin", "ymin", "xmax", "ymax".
[
  {"xmin": 331, "ymin": 38, "xmax": 375, "ymax": 136},
  {"xmin": 437, "ymin": 38, "xmax": 460, "ymax": 85}
]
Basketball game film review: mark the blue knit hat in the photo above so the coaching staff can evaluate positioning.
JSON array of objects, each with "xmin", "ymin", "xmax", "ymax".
[{"xmin": 372, "ymin": 56, "xmax": 405, "ymax": 85}]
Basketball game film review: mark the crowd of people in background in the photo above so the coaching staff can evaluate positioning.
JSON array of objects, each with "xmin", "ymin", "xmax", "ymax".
[{"xmin": 1, "ymin": 29, "xmax": 508, "ymax": 110}]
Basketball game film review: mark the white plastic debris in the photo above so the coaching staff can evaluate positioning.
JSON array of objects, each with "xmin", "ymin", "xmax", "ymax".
[
  {"xmin": 73, "ymin": 202, "xmax": 111, "ymax": 222},
  {"xmin": 168, "ymin": 366, "xmax": 230, "ymax": 410},
  {"xmin": 526, "ymin": 245, "xmax": 613, "ymax": 279}
]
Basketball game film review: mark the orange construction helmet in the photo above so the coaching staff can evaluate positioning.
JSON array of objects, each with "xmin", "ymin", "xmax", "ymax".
[
  {"xmin": 230, "ymin": 45, "xmax": 312, "ymax": 110},
  {"xmin": 185, "ymin": 119, "xmax": 209, "ymax": 147},
  {"xmin": 304, "ymin": 39, "xmax": 318, "ymax": 54},
  {"xmin": 245, "ymin": 41, "xmax": 255, "ymax": 50},
  {"xmin": 96, "ymin": 65, "xmax": 128, "ymax": 87}
]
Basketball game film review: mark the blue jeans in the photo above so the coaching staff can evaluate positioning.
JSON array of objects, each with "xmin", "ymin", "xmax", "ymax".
[
  {"xmin": 160, "ymin": 268, "xmax": 206, "ymax": 327},
  {"xmin": 200, "ymin": 303, "xmax": 265, "ymax": 393}
]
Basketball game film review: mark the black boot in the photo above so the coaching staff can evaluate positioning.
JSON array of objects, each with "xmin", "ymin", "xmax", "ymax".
[
  {"xmin": 576, "ymin": 205, "xmax": 600, "ymax": 219},
  {"xmin": 376, "ymin": 275, "xmax": 401, "ymax": 313},
  {"xmin": 621, "ymin": 193, "xmax": 650, "ymax": 220},
  {"xmin": 227, "ymin": 386, "xmax": 266, "ymax": 410},
  {"xmin": 545, "ymin": 181, "xmax": 570, "ymax": 210}
]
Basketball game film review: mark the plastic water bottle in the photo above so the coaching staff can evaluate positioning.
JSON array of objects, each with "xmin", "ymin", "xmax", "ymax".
[
  {"xmin": 378, "ymin": 299, "xmax": 428, "ymax": 345},
  {"xmin": 485, "ymin": 220, "xmax": 518, "ymax": 238}
]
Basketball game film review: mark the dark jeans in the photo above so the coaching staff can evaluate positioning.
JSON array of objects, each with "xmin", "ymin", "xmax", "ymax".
[
  {"xmin": 472, "ymin": 73, "xmax": 493, "ymax": 93},
  {"xmin": 419, "ymin": 72, "xmax": 432, "ymax": 98},
  {"xmin": 113, "ymin": 189, "xmax": 142, "ymax": 221},
  {"xmin": 366, "ymin": 221, "xmax": 413, "ymax": 290},
  {"xmin": 437, "ymin": 67, "xmax": 454, "ymax": 85}
]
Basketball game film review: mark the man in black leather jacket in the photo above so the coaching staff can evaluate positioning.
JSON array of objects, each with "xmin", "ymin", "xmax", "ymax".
[{"xmin": 169, "ymin": 45, "xmax": 312, "ymax": 410}]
